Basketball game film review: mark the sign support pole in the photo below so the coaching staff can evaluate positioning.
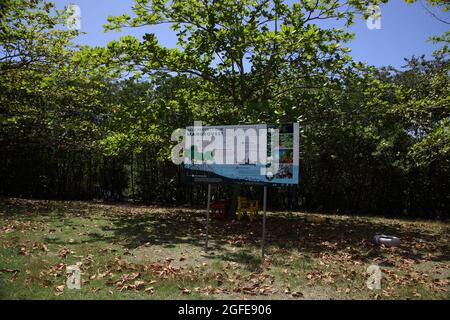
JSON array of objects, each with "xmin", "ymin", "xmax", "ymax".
[
  {"xmin": 261, "ymin": 185, "xmax": 268, "ymax": 261},
  {"xmin": 205, "ymin": 184, "xmax": 211, "ymax": 252}
]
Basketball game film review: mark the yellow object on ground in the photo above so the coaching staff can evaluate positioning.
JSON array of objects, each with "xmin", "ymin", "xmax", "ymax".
[
  {"xmin": 305, "ymin": 215, "xmax": 327, "ymax": 224},
  {"xmin": 236, "ymin": 196, "xmax": 259, "ymax": 222}
]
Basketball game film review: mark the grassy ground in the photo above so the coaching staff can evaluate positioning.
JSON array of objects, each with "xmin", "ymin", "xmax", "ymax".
[{"xmin": 0, "ymin": 198, "xmax": 448, "ymax": 300}]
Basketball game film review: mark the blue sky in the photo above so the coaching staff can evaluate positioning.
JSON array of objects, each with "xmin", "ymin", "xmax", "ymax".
[{"xmin": 58, "ymin": 0, "xmax": 449, "ymax": 68}]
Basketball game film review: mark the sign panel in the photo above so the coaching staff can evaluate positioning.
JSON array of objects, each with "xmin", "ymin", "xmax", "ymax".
[{"xmin": 183, "ymin": 123, "xmax": 299, "ymax": 185}]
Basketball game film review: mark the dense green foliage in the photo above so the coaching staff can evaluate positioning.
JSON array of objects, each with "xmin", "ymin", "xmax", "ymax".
[{"xmin": 0, "ymin": 0, "xmax": 448, "ymax": 216}]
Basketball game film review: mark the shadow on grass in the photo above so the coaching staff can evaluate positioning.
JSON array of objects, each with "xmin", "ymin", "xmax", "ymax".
[
  {"xmin": 101, "ymin": 209, "xmax": 450, "ymax": 271},
  {"xmin": 1, "ymin": 198, "xmax": 448, "ymax": 272}
]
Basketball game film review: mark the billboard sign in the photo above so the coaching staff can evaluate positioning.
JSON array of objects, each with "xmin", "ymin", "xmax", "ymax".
[{"xmin": 181, "ymin": 122, "xmax": 299, "ymax": 185}]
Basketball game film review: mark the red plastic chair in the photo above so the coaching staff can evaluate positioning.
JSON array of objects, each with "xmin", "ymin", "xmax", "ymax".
[{"xmin": 211, "ymin": 199, "xmax": 229, "ymax": 220}]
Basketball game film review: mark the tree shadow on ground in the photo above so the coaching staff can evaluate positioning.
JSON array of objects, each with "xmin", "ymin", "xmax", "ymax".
[
  {"xmin": 102, "ymin": 209, "xmax": 450, "ymax": 271},
  {"xmin": 1, "ymin": 198, "xmax": 448, "ymax": 271}
]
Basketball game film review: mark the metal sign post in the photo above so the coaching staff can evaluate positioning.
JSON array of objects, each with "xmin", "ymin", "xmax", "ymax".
[
  {"xmin": 261, "ymin": 185, "xmax": 268, "ymax": 261},
  {"xmin": 205, "ymin": 184, "xmax": 211, "ymax": 252}
]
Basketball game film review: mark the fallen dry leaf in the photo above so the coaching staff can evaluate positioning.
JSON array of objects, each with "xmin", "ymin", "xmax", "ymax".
[
  {"xmin": 144, "ymin": 287, "xmax": 155, "ymax": 294},
  {"xmin": 180, "ymin": 288, "xmax": 191, "ymax": 295},
  {"xmin": 0, "ymin": 269, "xmax": 19, "ymax": 273},
  {"xmin": 55, "ymin": 285, "xmax": 65, "ymax": 293},
  {"xmin": 18, "ymin": 247, "xmax": 29, "ymax": 256},
  {"xmin": 134, "ymin": 280, "xmax": 145, "ymax": 289}
]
